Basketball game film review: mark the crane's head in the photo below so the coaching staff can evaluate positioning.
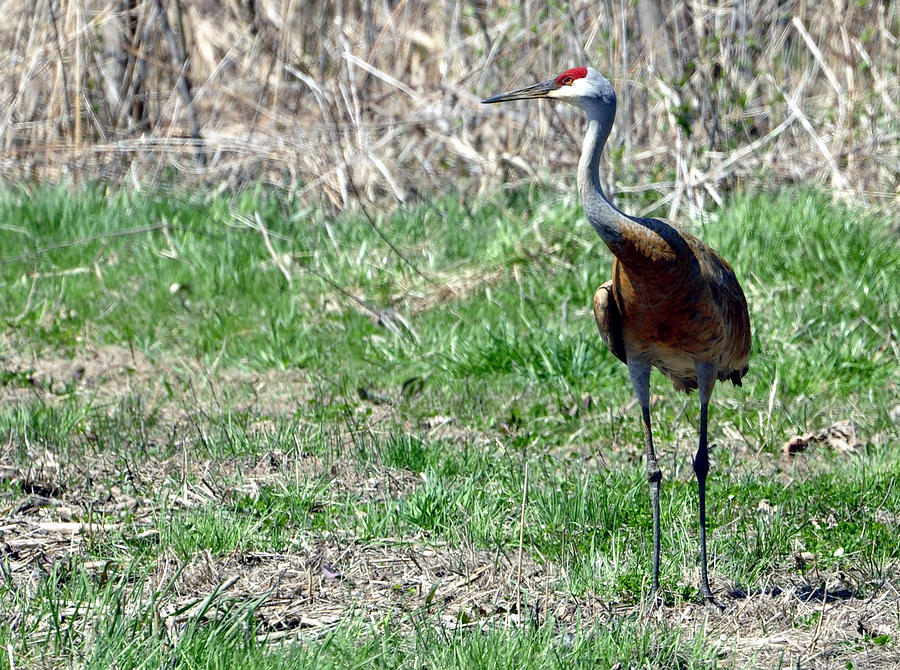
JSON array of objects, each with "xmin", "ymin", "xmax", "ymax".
[{"xmin": 482, "ymin": 66, "xmax": 615, "ymax": 112}]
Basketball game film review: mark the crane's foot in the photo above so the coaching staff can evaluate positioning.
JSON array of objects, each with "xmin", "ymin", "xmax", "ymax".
[
  {"xmin": 642, "ymin": 586, "xmax": 665, "ymax": 613},
  {"xmin": 699, "ymin": 587, "xmax": 725, "ymax": 611}
]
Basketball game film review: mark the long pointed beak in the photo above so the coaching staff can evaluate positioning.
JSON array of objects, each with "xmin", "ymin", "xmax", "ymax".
[{"xmin": 482, "ymin": 79, "xmax": 558, "ymax": 104}]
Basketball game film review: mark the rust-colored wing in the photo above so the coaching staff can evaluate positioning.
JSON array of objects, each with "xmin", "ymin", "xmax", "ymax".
[
  {"xmin": 593, "ymin": 280, "xmax": 627, "ymax": 365},
  {"xmin": 699, "ymin": 243, "xmax": 750, "ymax": 386},
  {"xmin": 599, "ymin": 218, "xmax": 750, "ymax": 392}
]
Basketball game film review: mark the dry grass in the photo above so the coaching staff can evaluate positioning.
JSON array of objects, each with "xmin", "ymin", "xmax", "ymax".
[
  {"xmin": 0, "ymin": 1, "xmax": 896, "ymax": 216},
  {"xmin": 3, "ymin": 355, "xmax": 899, "ymax": 668}
]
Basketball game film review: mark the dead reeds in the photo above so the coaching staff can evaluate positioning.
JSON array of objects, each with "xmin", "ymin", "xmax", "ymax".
[{"xmin": 0, "ymin": 0, "xmax": 896, "ymax": 216}]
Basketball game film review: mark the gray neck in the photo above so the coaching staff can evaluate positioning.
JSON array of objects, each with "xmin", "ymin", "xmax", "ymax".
[{"xmin": 577, "ymin": 101, "xmax": 645, "ymax": 256}]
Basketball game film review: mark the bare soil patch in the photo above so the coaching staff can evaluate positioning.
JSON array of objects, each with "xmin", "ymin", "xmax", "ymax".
[{"xmin": 0, "ymin": 341, "xmax": 313, "ymax": 414}]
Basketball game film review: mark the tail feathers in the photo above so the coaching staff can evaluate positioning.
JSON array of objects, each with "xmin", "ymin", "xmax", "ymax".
[{"xmin": 727, "ymin": 366, "xmax": 748, "ymax": 386}]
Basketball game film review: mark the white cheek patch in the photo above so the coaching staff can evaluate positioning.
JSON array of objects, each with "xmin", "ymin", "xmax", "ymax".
[
  {"xmin": 569, "ymin": 77, "xmax": 590, "ymax": 96},
  {"xmin": 549, "ymin": 86, "xmax": 574, "ymax": 99},
  {"xmin": 550, "ymin": 77, "xmax": 589, "ymax": 100}
]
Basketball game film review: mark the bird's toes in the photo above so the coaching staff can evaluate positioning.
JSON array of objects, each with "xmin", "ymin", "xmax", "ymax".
[
  {"xmin": 700, "ymin": 590, "xmax": 725, "ymax": 611},
  {"xmin": 642, "ymin": 588, "xmax": 666, "ymax": 613}
]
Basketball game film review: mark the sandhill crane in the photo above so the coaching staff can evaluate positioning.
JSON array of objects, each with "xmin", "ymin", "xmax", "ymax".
[{"xmin": 483, "ymin": 67, "xmax": 750, "ymax": 602}]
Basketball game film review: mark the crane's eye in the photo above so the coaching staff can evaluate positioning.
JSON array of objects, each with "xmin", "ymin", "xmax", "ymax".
[{"xmin": 561, "ymin": 75, "xmax": 574, "ymax": 85}]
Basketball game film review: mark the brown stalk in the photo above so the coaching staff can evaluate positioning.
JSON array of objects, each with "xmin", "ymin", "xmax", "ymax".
[{"xmin": 0, "ymin": 1, "xmax": 892, "ymax": 210}]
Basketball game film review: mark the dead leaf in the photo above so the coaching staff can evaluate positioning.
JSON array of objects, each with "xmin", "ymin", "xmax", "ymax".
[{"xmin": 783, "ymin": 420, "xmax": 858, "ymax": 456}]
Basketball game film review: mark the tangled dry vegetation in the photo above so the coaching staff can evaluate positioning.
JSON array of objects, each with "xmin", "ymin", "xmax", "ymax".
[{"xmin": 0, "ymin": 0, "xmax": 897, "ymax": 216}]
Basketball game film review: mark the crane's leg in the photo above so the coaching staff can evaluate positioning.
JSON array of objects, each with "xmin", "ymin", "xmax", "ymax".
[
  {"xmin": 695, "ymin": 362, "xmax": 718, "ymax": 602},
  {"xmin": 628, "ymin": 359, "xmax": 661, "ymax": 598}
]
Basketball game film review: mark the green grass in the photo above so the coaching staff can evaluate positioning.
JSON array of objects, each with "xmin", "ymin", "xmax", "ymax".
[
  {"xmin": 1, "ymin": 575, "xmax": 715, "ymax": 670},
  {"xmin": 1, "ymin": 185, "xmax": 899, "ymax": 667}
]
